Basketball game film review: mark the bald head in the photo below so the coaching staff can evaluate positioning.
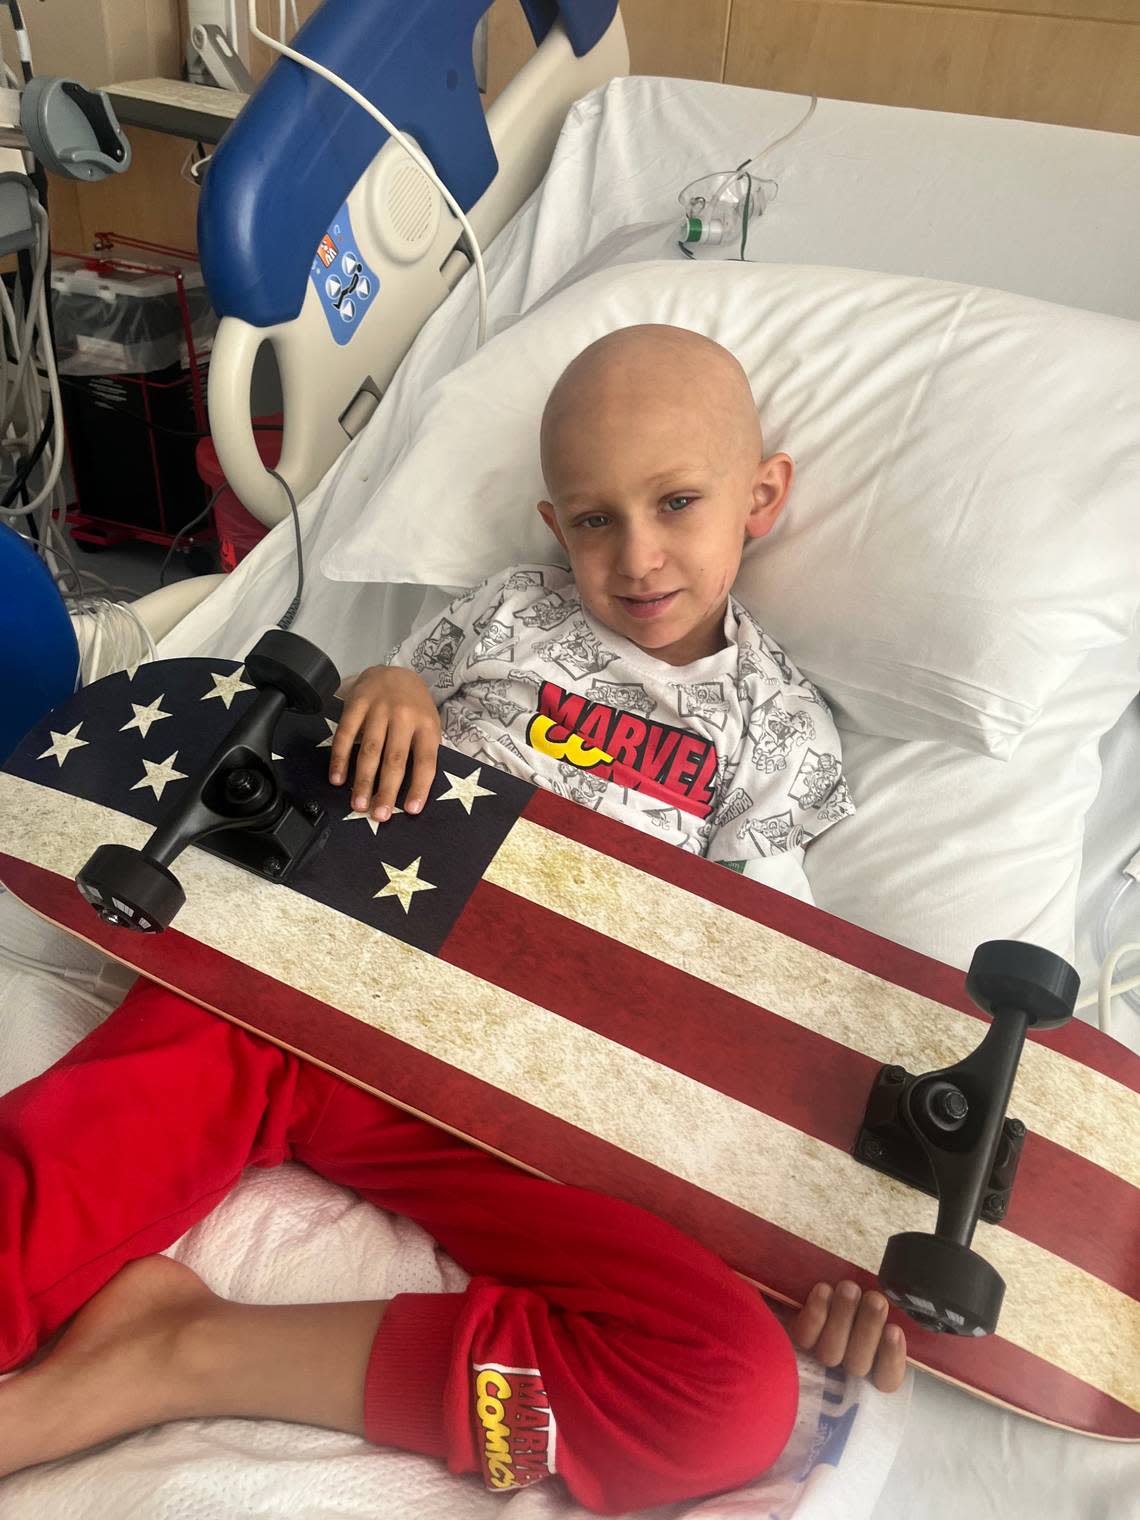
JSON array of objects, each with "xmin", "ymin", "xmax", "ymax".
[
  {"xmin": 533, "ymin": 324, "xmax": 792, "ymax": 663},
  {"xmin": 540, "ymin": 325, "xmax": 762, "ymax": 495}
]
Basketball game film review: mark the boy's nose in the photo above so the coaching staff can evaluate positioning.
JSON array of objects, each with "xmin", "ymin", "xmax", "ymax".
[{"xmin": 614, "ymin": 524, "xmax": 667, "ymax": 581}]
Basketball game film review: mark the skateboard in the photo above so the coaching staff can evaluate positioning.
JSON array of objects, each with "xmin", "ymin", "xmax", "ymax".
[{"xmin": 1, "ymin": 631, "xmax": 1137, "ymax": 1440}]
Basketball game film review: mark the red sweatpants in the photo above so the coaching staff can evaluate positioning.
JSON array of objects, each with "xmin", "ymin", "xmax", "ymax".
[{"xmin": 0, "ymin": 979, "xmax": 797, "ymax": 1513}]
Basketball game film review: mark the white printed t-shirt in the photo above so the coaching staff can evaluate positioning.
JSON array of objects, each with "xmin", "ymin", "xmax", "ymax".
[{"xmin": 390, "ymin": 566, "xmax": 854, "ymax": 876}]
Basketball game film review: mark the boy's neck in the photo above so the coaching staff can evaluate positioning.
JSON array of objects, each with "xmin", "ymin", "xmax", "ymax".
[{"xmin": 606, "ymin": 598, "xmax": 732, "ymax": 668}]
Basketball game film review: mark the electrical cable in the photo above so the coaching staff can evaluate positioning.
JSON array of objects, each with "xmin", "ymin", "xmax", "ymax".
[
  {"xmin": 0, "ymin": 25, "xmax": 111, "ymax": 604},
  {"xmin": 54, "ymin": 375, "xmax": 283, "ymax": 443},
  {"xmin": 3, "ymin": 10, "xmax": 55, "ymax": 374},
  {"xmin": 0, "ymin": 394, "xmax": 53, "ymax": 507},
  {"xmin": 4, "ymin": 0, "xmax": 33, "ymax": 85},
  {"xmin": 1091, "ymin": 873, "xmax": 1140, "ymax": 1018},
  {"xmin": 157, "ymin": 471, "xmax": 302, "ymax": 620},
  {"xmin": 1066, "ymin": 864, "xmax": 1140, "ymax": 1037},
  {"xmin": 757, "ymin": 94, "xmax": 818, "ymax": 159},
  {"xmin": 0, "ymin": 268, "xmax": 66, "ymax": 520},
  {"xmin": 246, "ymin": 0, "xmax": 488, "ymax": 348},
  {"xmin": 269, "ymin": 466, "xmax": 304, "ymax": 629},
  {"xmin": 70, "ymin": 596, "xmax": 159, "ymax": 684},
  {"xmin": 0, "ymin": 938, "xmax": 131, "ymax": 1010},
  {"xmin": 157, "ymin": 482, "xmax": 226, "ymax": 586},
  {"xmin": 1088, "ymin": 940, "xmax": 1140, "ymax": 1039},
  {"xmin": 0, "ymin": 199, "xmax": 49, "ymax": 430}
]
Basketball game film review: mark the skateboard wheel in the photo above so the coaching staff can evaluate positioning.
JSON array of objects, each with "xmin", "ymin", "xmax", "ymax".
[
  {"xmin": 879, "ymin": 1231, "xmax": 1005, "ymax": 1336},
  {"xmin": 966, "ymin": 941, "xmax": 1078, "ymax": 1032},
  {"xmin": 75, "ymin": 844, "xmax": 185, "ymax": 933},
  {"xmin": 245, "ymin": 630, "xmax": 341, "ymax": 714}
]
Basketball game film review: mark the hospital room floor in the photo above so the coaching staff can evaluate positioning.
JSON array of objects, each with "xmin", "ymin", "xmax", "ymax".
[{"xmin": 64, "ymin": 529, "xmax": 210, "ymax": 600}]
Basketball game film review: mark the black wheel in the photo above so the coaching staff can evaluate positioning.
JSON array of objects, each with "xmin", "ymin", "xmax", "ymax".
[
  {"xmin": 245, "ymin": 629, "xmax": 341, "ymax": 714},
  {"xmin": 76, "ymin": 844, "xmax": 184, "ymax": 932},
  {"xmin": 966, "ymin": 941, "xmax": 1078, "ymax": 1032},
  {"xmin": 879, "ymin": 1232, "xmax": 1005, "ymax": 1336}
]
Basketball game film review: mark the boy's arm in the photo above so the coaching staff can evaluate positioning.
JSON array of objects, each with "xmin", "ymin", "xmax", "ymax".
[{"xmin": 328, "ymin": 573, "xmax": 516, "ymax": 819}]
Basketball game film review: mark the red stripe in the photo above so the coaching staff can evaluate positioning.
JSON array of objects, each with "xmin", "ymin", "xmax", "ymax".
[
  {"xmin": 4, "ymin": 856, "xmax": 1137, "ymax": 1437},
  {"xmin": 520, "ymin": 790, "xmax": 1140, "ymax": 1089},
  {"xmin": 441, "ymin": 881, "xmax": 1140, "ymax": 1300}
]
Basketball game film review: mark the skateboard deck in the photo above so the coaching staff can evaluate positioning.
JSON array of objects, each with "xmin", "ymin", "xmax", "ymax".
[{"xmin": 1, "ymin": 655, "xmax": 1137, "ymax": 1440}]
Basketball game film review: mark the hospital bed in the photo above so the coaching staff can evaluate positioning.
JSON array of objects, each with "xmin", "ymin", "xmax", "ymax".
[{"xmin": 3, "ymin": 1, "xmax": 1139, "ymax": 1515}]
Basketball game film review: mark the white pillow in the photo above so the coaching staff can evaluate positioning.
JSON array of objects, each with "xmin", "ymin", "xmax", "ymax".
[
  {"xmin": 323, "ymin": 261, "xmax": 1140, "ymax": 758},
  {"xmin": 804, "ymin": 633, "xmax": 1140, "ymax": 981}
]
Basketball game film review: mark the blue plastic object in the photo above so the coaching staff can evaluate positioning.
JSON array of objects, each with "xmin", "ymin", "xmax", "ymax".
[
  {"xmin": 0, "ymin": 524, "xmax": 79, "ymax": 763},
  {"xmin": 199, "ymin": 0, "xmax": 618, "ymax": 330},
  {"xmin": 518, "ymin": 0, "xmax": 617, "ymax": 52}
]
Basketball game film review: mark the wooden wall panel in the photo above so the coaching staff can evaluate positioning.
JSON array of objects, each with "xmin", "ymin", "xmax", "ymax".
[
  {"xmin": 51, "ymin": 130, "xmax": 201, "ymax": 255},
  {"xmin": 486, "ymin": 0, "xmax": 540, "ymax": 99},
  {"xmin": 725, "ymin": 0, "xmax": 1140, "ymax": 135},
  {"xmin": 246, "ymin": 0, "xmax": 323, "ymax": 82},
  {"xmin": 487, "ymin": 0, "xmax": 732, "ymax": 99},
  {"xmin": 875, "ymin": 0, "xmax": 1138, "ymax": 21},
  {"xmin": 619, "ymin": 0, "xmax": 733, "ymax": 81}
]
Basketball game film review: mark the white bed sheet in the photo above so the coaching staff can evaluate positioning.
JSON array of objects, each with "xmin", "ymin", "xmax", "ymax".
[{"xmin": 5, "ymin": 76, "xmax": 1138, "ymax": 1518}]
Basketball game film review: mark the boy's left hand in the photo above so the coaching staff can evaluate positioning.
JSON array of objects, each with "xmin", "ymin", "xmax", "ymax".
[{"xmin": 790, "ymin": 1281, "xmax": 908, "ymax": 1392}]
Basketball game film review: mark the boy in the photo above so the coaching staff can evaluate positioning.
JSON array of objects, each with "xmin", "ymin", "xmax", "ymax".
[{"xmin": 0, "ymin": 326, "xmax": 905, "ymax": 1514}]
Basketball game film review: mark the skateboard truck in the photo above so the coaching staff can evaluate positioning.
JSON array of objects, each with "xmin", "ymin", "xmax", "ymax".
[
  {"xmin": 75, "ymin": 630, "xmax": 341, "ymax": 933},
  {"xmin": 855, "ymin": 940, "xmax": 1078, "ymax": 1338}
]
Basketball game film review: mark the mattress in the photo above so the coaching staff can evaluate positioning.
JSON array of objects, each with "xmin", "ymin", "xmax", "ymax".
[{"xmin": 5, "ymin": 75, "xmax": 1138, "ymax": 1519}]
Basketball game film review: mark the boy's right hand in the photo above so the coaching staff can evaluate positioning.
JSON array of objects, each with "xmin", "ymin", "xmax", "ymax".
[
  {"xmin": 329, "ymin": 665, "xmax": 441, "ymax": 822},
  {"xmin": 790, "ymin": 1281, "xmax": 907, "ymax": 1393}
]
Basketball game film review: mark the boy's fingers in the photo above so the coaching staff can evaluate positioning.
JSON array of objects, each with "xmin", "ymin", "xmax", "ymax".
[
  {"xmin": 350, "ymin": 720, "xmax": 389, "ymax": 812},
  {"xmin": 404, "ymin": 732, "xmax": 440, "ymax": 815},
  {"xmin": 328, "ymin": 703, "xmax": 367, "ymax": 786},
  {"xmin": 789, "ymin": 1283, "xmax": 833, "ymax": 1351},
  {"xmin": 373, "ymin": 736, "xmax": 411, "ymax": 819},
  {"xmin": 840, "ymin": 1290, "xmax": 890, "ymax": 1381},
  {"xmin": 812, "ymin": 1279, "xmax": 861, "ymax": 1368},
  {"xmin": 872, "ymin": 1324, "xmax": 908, "ymax": 1394}
]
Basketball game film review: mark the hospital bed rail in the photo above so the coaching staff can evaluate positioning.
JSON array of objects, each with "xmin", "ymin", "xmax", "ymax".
[
  {"xmin": 133, "ymin": 0, "xmax": 628, "ymax": 645},
  {"xmin": 202, "ymin": 0, "xmax": 627, "ymax": 530}
]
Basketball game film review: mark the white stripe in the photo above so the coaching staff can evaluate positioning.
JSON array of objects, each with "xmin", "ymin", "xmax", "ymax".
[{"xmin": 485, "ymin": 820, "xmax": 1139, "ymax": 1187}]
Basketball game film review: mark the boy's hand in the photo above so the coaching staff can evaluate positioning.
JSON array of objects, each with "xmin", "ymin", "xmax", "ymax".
[
  {"xmin": 790, "ymin": 1281, "xmax": 907, "ymax": 1393},
  {"xmin": 329, "ymin": 666, "xmax": 441, "ymax": 822}
]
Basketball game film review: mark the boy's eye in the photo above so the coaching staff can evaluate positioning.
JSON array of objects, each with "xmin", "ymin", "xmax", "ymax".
[
  {"xmin": 578, "ymin": 514, "xmax": 609, "ymax": 529},
  {"xmin": 664, "ymin": 495, "xmax": 696, "ymax": 512}
]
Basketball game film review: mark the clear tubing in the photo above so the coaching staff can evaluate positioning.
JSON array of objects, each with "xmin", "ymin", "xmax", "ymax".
[{"xmin": 1093, "ymin": 875, "xmax": 1140, "ymax": 1018}]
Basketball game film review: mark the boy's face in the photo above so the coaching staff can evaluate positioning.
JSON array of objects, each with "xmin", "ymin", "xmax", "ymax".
[{"xmin": 537, "ymin": 326, "xmax": 792, "ymax": 666}]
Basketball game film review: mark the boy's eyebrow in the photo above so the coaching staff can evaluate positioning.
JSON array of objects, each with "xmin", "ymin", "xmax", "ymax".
[
  {"xmin": 559, "ymin": 468, "xmax": 710, "ymax": 508},
  {"xmin": 645, "ymin": 467, "xmax": 709, "ymax": 487}
]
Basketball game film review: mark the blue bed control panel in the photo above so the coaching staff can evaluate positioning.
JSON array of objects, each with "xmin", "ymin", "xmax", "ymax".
[
  {"xmin": 309, "ymin": 200, "xmax": 378, "ymax": 345},
  {"xmin": 199, "ymin": 0, "xmax": 619, "ymax": 330}
]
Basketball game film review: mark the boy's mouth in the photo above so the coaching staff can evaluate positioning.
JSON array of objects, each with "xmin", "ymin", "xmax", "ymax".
[{"xmin": 616, "ymin": 591, "xmax": 679, "ymax": 620}]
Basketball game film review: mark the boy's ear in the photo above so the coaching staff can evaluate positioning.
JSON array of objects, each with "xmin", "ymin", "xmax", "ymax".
[
  {"xmin": 537, "ymin": 500, "xmax": 568, "ymax": 551},
  {"xmin": 745, "ymin": 452, "xmax": 794, "ymax": 540}
]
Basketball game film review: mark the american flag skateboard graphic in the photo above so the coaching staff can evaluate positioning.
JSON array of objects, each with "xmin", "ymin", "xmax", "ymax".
[{"xmin": 1, "ymin": 656, "xmax": 1137, "ymax": 1439}]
